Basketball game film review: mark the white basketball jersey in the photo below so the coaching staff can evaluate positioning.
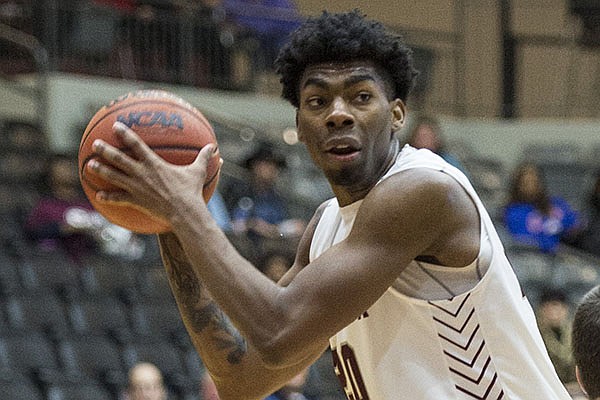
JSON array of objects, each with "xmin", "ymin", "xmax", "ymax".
[{"xmin": 310, "ymin": 145, "xmax": 571, "ymax": 400}]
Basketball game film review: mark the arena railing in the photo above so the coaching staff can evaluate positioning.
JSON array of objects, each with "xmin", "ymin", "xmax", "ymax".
[{"xmin": 1, "ymin": 1, "xmax": 258, "ymax": 91}]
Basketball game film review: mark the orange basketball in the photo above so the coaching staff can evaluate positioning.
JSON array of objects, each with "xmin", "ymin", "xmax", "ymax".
[{"xmin": 78, "ymin": 89, "xmax": 220, "ymax": 234}]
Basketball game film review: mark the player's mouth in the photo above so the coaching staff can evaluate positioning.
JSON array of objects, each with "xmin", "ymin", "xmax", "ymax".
[{"xmin": 324, "ymin": 139, "xmax": 361, "ymax": 162}]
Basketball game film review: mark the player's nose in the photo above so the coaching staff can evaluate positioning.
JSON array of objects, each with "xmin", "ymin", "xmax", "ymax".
[{"xmin": 325, "ymin": 98, "xmax": 354, "ymax": 129}]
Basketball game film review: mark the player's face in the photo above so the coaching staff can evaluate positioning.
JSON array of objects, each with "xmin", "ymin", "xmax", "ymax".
[{"xmin": 296, "ymin": 61, "xmax": 405, "ymax": 200}]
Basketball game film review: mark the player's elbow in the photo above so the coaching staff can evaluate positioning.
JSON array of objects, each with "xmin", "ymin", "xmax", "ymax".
[
  {"xmin": 254, "ymin": 333, "xmax": 295, "ymax": 368},
  {"xmin": 252, "ymin": 296, "xmax": 325, "ymax": 367},
  {"xmin": 255, "ymin": 330, "xmax": 321, "ymax": 369}
]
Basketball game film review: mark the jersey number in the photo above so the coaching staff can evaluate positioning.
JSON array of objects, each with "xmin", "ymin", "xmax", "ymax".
[{"xmin": 331, "ymin": 343, "xmax": 370, "ymax": 400}]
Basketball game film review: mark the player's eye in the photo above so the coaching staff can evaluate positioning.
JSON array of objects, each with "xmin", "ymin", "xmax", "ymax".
[
  {"xmin": 355, "ymin": 92, "xmax": 372, "ymax": 103},
  {"xmin": 306, "ymin": 97, "xmax": 325, "ymax": 108}
]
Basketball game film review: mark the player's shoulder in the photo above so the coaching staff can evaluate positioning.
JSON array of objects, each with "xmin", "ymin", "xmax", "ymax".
[
  {"xmin": 380, "ymin": 166, "xmax": 458, "ymax": 197},
  {"xmin": 363, "ymin": 166, "xmax": 466, "ymax": 222}
]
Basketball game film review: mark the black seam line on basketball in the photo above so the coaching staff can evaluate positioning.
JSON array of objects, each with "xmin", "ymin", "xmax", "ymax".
[
  {"xmin": 147, "ymin": 145, "xmax": 205, "ymax": 151},
  {"xmin": 80, "ymin": 154, "xmax": 97, "ymax": 189},
  {"xmin": 203, "ymin": 165, "xmax": 220, "ymax": 189},
  {"xmin": 79, "ymin": 99, "xmax": 215, "ymax": 151}
]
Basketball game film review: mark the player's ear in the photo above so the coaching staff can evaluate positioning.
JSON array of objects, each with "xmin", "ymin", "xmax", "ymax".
[{"xmin": 391, "ymin": 99, "xmax": 406, "ymax": 131}]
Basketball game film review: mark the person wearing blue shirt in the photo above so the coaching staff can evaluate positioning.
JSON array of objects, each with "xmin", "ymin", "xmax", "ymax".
[
  {"xmin": 504, "ymin": 162, "xmax": 580, "ymax": 253},
  {"xmin": 223, "ymin": 142, "xmax": 305, "ymax": 245}
]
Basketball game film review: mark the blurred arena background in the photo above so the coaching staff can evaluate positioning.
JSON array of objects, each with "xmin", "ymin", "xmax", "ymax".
[{"xmin": 1, "ymin": 1, "xmax": 599, "ymax": 399}]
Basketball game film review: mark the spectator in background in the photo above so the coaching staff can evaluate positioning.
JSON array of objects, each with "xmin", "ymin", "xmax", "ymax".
[
  {"xmin": 125, "ymin": 362, "xmax": 168, "ymax": 400},
  {"xmin": 574, "ymin": 169, "xmax": 600, "ymax": 257},
  {"xmin": 571, "ymin": 285, "xmax": 600, "ymax": 400},
  {"xmin": 536, "ymin": 287, "xmax": 576, "ymax": 384},
  {"xmin": 404, "ymin": 114, "xmax": 469, "ymax": 175},
  {"xmin": 24, "ymin": 153, "xmax": 146, "ymax": 263},
  {"xmin": 503, "ymin": 161, "xmax": 581, "ymax": 253},
  {"xmin": 24, "ymin": 153, "xmax": 99, "ymax": 265},
  {"xmin": 223, "ymin": 142, "xmax": 305, "ymax": 248}
]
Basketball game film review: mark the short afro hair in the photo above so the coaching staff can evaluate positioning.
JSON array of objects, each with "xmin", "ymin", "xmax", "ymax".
[
  {"xmin": 572, "ymin": 285, "xmax": 600, "ymax": 398},
  {"xmin": 275, "ymin": 10, "xmax": 419, "ymax": 108}
]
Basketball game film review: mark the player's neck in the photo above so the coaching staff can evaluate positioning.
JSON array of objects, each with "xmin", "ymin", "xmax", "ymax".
[{"xmin": 332, "ymin": 139, "xmax": 400, "ymax": 207}]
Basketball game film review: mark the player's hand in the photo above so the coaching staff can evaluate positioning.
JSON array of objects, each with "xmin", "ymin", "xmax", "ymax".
[{"xmin": 86, "ymin": 121, "xmax": 216, "ymax": 221}]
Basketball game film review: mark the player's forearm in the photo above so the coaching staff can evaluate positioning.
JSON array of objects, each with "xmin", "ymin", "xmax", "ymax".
[
  {"xmin": 158, "ymin": 232, "xmax": 320, "ymax": 398},
  {"xmin": 158, "ymin": 232, "xmax": 247, "ymax": 371}
]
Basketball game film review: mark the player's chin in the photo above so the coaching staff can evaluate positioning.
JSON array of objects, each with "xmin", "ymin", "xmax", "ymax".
[{"xmin": 325, "ymin": 166, "xmax": 363, "ymax": 187}]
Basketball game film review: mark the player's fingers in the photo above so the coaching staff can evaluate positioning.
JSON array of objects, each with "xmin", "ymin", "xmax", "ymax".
[
  {"xmin": 113, "ymin": 121, "xmax": 160, "ymax": 163},
  {"xmin": 86, "ymin": 158, "xmax": 138, "ymax": 191},
  {"xmin": 91, "ymin": 138, "xmax": 138, "ymax": 176},
  {"xmin": 95, "ymin": 189, "xmax": 133, "ymax": 204}
]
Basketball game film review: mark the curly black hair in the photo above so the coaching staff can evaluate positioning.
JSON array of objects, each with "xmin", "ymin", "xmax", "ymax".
[{"xmin": 274, "ymin": 10, "xmax": 419, "ymax": 108}]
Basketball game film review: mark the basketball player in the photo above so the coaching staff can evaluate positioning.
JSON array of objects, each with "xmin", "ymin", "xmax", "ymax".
[
  {"xmin": 572, "ymin": 285, "xmax": 600, "ymax": 400},
  {"xmin": 87, "ymin": 10, "xmax": 572, "ymax": 399}
]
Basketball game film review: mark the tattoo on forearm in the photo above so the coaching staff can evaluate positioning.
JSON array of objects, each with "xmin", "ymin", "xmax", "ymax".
[
  {"xmin": 158, "ymin": 234, "xmax": 247, "ymax": 364},
  {"xmin": 187, "ymin": 302, "xmax": 247, "ymax": 364}
]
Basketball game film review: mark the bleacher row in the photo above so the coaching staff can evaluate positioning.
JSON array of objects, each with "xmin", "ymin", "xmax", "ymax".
[
  {"xmin": 0, "ymin": 117, "xmax": 204, "ymax": 399},
  {"xmin": 0, "ymin": 238, "xmax": 205, "ymax": 400}
]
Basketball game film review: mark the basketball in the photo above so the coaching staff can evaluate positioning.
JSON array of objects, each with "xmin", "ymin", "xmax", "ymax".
[{"xmin": 78, "ymin": 89, "xmax": 220, "ymax": 234}]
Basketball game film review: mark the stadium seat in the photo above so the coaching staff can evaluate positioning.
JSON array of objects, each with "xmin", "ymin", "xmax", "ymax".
[
  {"xmin": 0, "ymin": 254, "xmax": 22, "ymax": 297},
  {"xmin": 538, "ymin": 161, "xmax": 593, "ymax": 213},
  {"xmin": 0, "ymin": 331, "xmax": 64, "ymax": 386},
  {"xmin": 79, "ymin": 254, "xmax": 138, "ymax": 303},
  {"xmin": 2, "ymin": 292, "xmax": 70, "ymax": 340},
  {"xmin": 44, "ymin": 380, "xmax": 113, "ymax": 400},
  {"xmin": 17, "ymin": 248, "xmax": 82, "ymax": 300},
  {"xmin": 129, "ymin": 300, "xmax": 186, "ymax": 340},
  {"xmin": 67, "ymin": 295, "xmax": 132, "ymax": 341},
  {"xmin": 0, "ymin": 380, "xmax": 44, "ymax": 400},
  {"xmin": 57, "ymin": 334, "xmax": 127, "ymax": 396},
  {"xmin": 136, "ymin": 265, "xmax": 176, "ymax": 303}
]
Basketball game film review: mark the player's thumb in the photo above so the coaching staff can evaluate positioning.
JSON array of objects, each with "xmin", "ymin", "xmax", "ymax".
[{"xmin": 192, "ymin": 143, "xmax": 218, "ymax": 172}]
